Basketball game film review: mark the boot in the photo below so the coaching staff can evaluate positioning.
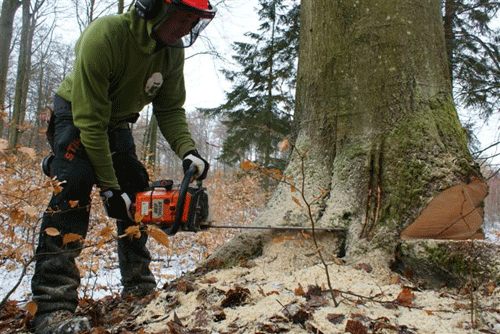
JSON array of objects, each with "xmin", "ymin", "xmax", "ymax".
[{"xmin": 31, "ymin": 310, "xmax": 91, "ymax": 334}]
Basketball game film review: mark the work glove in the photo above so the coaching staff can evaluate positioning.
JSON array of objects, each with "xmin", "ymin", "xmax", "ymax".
[
  {"xmin": 183, "ymin": 150, "xmax": 209, "ymax": 181},
  {"xmin": 100, "ymin": 188, "xmax": 134, "ymax": 221}
]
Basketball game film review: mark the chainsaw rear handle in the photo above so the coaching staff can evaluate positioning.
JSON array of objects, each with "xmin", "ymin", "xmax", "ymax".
[{"xmin": 163, "ymin": 165, "xmax": 198, "ymax": 235}]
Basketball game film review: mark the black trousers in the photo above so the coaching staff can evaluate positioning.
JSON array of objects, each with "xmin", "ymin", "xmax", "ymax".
[{"xmin": 31, "ymin": 95, "xmax": 156, "ymax": 314}]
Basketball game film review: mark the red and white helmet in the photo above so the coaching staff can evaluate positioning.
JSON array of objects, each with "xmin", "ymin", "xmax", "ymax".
[
  {"xmin": 136, "ymin": 0, "xmax": 216, "ymax": 47},
  {"xmin": 165, "ymin": 0, "xmax": 216, "ymax": 47}
]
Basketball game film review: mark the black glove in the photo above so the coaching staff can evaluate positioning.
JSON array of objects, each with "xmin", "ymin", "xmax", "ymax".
[
  {"xmin": 100, "ymin": 188, "xmax": 134, "ymax": 221},
  {"xmin": 182, "ymin": 150, "xmax": 209, "ymax": 180}
]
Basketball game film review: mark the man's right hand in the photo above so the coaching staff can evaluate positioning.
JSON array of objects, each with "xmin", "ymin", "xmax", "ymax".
[{"xmin": 100, "ymin": 188, "xmax": 134, "ymax": 221}]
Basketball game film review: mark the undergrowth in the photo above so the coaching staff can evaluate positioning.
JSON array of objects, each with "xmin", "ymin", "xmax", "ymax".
[{"xmin": 0, "ymin": 145, "xmax": 268, "ymax": 304}]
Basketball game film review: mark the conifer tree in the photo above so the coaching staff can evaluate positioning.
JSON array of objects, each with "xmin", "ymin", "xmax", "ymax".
[
  {"xmin": 444, "ymin": 0, "xmax": 500, "ymax": 117},
  {"xmin": 201, "ymin": 0, "xmax": 299, "ymax": 168}
]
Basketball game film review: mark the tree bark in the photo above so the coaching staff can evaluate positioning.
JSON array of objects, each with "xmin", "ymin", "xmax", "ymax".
[
  {"xmin": 147, "ymin": 115, "xmax": 158, "ymax": 169},
  {"xmin": 8, "ymin": 0, "xmax": 34, "ymax": 149},
  {"xmin": 443, "ymin": 0, "xmax": 456, "ymax": 84},
  {"xmin": 0, "ymin": 0, "xmax": 21, "ymax": 138},
  {"xmin": 209, "ymin": 0, "xmax": 486, "ymax": 268},
  {"xmin": 118, "ymin": 0, "xmax": 124, "ymax": 14}
]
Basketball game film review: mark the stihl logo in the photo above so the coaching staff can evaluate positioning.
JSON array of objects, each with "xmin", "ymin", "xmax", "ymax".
[{"xmin": 64, "ymin": 139, "xmax": 81, "ymax": 161}]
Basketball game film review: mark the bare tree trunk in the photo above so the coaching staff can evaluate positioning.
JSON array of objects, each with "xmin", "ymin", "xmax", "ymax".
[
  {"xmin": 8, "ymin": 0, "xmax": 34, "ymax": 149},
  {"xmin": 118, "ymin": 0, "xmax": 124, "ymax": 14},
  {"xmin": 147, "ymin": 115, "xmax": 158, "ymax": 169},
  {"xmin": 443, "ymin": 0, "xmax": 456, "ymax": 83},
  {"xmin": 0, "ymin": 0, "xmax": 21, "ymax": 138}
]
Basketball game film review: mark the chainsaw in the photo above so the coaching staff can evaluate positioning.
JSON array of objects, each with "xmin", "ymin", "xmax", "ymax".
[
  {"xmin": 132, "ymin": 166, "xmax": 209, "ymax": 235},
  {"xmin": 133, "ymin": 166, "xmax": 346, "ymax": 236}
]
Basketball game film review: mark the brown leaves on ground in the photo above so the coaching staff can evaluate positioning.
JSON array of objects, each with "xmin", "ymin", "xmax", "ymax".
[
  {"xmin": 0, "ymin": 300, "xmax": 33, "ymax": 331},
  {"xmin": 220, "ymin": 286, "xmax": 250, "ymax": 308},
  {"xmin": 395, "ymin": 288, "xmax": 415, "ymax": 307}
]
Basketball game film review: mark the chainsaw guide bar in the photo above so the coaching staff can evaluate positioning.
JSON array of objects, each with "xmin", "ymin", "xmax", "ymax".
[{"xmin": 136, "ymin": 167, "xmax": 346, "ymax": 236}]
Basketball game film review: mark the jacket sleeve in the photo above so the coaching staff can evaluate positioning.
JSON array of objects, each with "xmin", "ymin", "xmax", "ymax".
[
  {"xmin": 70, "ymin": 20, "xmax": 120, "ymax": 189},
  {"xmin": 153, "ymin": 48, "xmax": 196, "ymax": 159}
]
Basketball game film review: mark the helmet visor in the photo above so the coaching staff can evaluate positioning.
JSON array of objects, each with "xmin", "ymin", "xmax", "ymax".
[{"xmin": 165, "ymin": 0, "xmax": 216, "ymax": 47}]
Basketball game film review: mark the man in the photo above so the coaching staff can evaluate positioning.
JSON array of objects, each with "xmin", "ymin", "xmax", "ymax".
[{"xmin": 30, "ymin": 0, "xmax": 215, "ymax": 333}]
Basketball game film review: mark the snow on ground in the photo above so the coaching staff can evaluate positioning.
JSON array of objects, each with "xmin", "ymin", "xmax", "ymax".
[{"xmin": 133, "ymin": 235, "xmax": 500, "ymax": 334}]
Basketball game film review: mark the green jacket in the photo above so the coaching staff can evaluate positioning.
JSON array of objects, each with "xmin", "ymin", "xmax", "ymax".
[{"xmin": 56, "ymin": 6, "xmax": 196, "ymax": 189}]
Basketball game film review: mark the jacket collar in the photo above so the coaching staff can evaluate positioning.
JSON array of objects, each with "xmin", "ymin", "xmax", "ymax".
[{"xmin": 127, "ymin": 5, "xmax": 172, "ymax": 54}]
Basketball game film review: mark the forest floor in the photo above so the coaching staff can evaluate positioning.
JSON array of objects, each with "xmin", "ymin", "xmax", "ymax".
[
  {"xmin": 3, "ymin": 231, "xmax": 500, "ymax": 334},
  {"xmin": 1, "ymin": 145, "xmax": 499, "ymax": 333}
]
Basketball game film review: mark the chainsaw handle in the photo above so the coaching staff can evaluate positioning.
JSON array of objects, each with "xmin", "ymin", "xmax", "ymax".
[{"xmin": 164, "ymin": 165, "xmax": 197, "ymax": 235}]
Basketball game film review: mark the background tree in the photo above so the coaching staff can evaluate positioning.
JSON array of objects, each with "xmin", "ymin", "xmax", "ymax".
[
  {"xmin": 201, "ymin": 0, "xmax": 299, "ymax": 168},
  {"xmin": 7, "ymin": 0, "xmax": 57, "ymax": 149},
  {"xmin": 0, "ymin": 0, "xmax": 21, "ymax": 137},
  {"xmin": 443, "ymin": 0, "xmax": 500, "ymax": 119},
  {"xmin": 8, "ymin": 0, "xmax": 36, "ymax": 149},
  {"xmin": 70, "ymin": 0, "xmax": 118, "ymax": 33}
]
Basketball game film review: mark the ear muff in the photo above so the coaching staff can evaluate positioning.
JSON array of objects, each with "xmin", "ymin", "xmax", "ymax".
[{"xmin": 135, "ymin": 0, "xmax": 163, "ymax": 19}]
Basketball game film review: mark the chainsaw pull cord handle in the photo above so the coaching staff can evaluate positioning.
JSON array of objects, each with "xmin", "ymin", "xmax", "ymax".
[{"xmin": 165, "ymin": 165, "xmax": 197, "ymax": 235}]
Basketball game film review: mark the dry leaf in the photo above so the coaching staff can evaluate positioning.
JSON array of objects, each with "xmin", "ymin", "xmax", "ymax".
[
  {"xmin": 389, "ymin": 275, "xmax": 401, "ymax": 285},
  {"xmin": 395, "ymin": 288, "xmax": 414, "ymax": 307},
  {"xmin": 134, "ymin": 210, "xmax": 144, "ymax": 223},
  {"xmin": 327, "ymin": 313, "xmax": 345, "ymax": 325},
  {"xmin": 279, "ymin": 139, "xmax": 290, "ymax": 151},
  {"xmin": 98, "ymin": 227, "xmax": 113, "ymax": 237},
  {"xmin": 45, "ymin": 227, "xmax": 60, "ymax": 236},
  {"xmin": 294, "ymin": 284, "xmax": 305, "ymax": 296},
  {"xmin": 292, "ymin": 196, "xmax": 302, "ymax": 207},
  {"xmin": 18, "ymin": 146, "xmax": 36, "ymax": 159},
  {"xmin": 486, "ymin": 281, "xmax": 496, "ymax": 295},
  {"xmin": 146, "ymin": 225, "xmax": 170, "ymax": 248},
  {"xmin": 124, "ymin": 225, "xmax": 141, "ymax": 238},
  {"xmin": 240, "ymin": 160, "xmax": 255, "ymax": 171},
  {"xmin": 25, "ymin": 301, "xmax": 38, "ymax": 316},
  {"xmin": 63, "ymin": 233, "xmax": 83, "ymax": 245},
  {"xmin": 53, "ymin": 184, "xmax": 63, "ymax": 195},
  {"xmin": 273, "ymin": 236, "xmax": 294, "ymax": 243},
  {"xmin": 345, "ymin": 319, "xmax": 368, "ymax": 334},
  {"xmin": 22, "ymin": 205, "xmax": 39, "ymax": 218},
  {"xmin": 330, "ymin": 254, "xmax": 343, "ymax": 265},
  {"xmin": 68, "ymin": 200, "xmax": 79, "ymax": 208},
  {"xmin": 201, "ymin": 277, "xmax": 218, "ymax": 284}
]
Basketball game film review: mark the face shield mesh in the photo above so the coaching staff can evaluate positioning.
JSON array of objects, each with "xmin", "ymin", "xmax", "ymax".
[
  {"xmin": 178, "ymin": 16, "xmax": 212, "ymax": 47},
  {"xmin": 165, "ymin": 1, "xmax": 216, "ymax": 48}
]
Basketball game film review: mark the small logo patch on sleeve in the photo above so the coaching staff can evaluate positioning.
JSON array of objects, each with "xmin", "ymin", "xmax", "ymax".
[{"xmin": 145, "ymin": 72, "xmax": 163, "ymax": 97}]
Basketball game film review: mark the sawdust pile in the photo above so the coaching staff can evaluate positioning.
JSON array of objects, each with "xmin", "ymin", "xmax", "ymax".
[
  {"xmin": 130, "ymin": 234, "xmax": 500, "ymax": 334},
  {"xmin": 4, "ymin": 231, "xmax": 500, "ymax": 333}
]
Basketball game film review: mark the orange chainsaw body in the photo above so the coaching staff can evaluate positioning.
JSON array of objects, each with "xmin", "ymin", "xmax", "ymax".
[{"xmin": 135, "ymin": 188, "xmax": 192, "ymax": 224}]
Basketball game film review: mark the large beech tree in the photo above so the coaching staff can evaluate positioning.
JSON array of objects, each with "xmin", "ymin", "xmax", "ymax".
[{"xmin": 210, "ymin": 0, "xmax": 487, "ymax": 267}]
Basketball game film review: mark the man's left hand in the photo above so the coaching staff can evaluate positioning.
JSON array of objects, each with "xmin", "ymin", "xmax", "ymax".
[{"xmin": 183, "ymin": 150, "xmax": 209, "ymax": 180}]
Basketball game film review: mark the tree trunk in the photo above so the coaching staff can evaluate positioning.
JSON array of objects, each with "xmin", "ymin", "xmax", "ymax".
[
  {"xmin": 118, "ymin": 0, "xmax": 124, "ymax": 14},
  {"xmin": 443, "ymin": 0, "xmax": 455, "ymax": 83},
  {"xmin": 208, "ymin": 0, "xmax": 486, "ymax": 273},
  {"xmin": 0, "ymin": 0, "xmax": 21, "ymax": 138},
  {"xmin": 147, "ymin": 115, "xmax": 158, "ymax": 169},
  {"xmin": 8, "ymin": 0, "xmax": 33, "ymax": 149}
]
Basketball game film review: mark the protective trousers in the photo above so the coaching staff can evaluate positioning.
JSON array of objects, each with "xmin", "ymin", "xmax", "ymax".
[{"xmin": 31, "ymin": 95, "xmax": 156, "ymax": 315}]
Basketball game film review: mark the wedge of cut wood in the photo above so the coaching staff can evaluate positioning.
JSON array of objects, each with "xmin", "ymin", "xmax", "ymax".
[{"xmin": 401, "ymin": 178, "xmax": 488, "ymax": 240}]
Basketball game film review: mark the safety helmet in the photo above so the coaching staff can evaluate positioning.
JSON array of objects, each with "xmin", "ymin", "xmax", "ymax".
[{"xmin": 135, "ymin": 0, "xmax": 217, "ymax": 47}]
